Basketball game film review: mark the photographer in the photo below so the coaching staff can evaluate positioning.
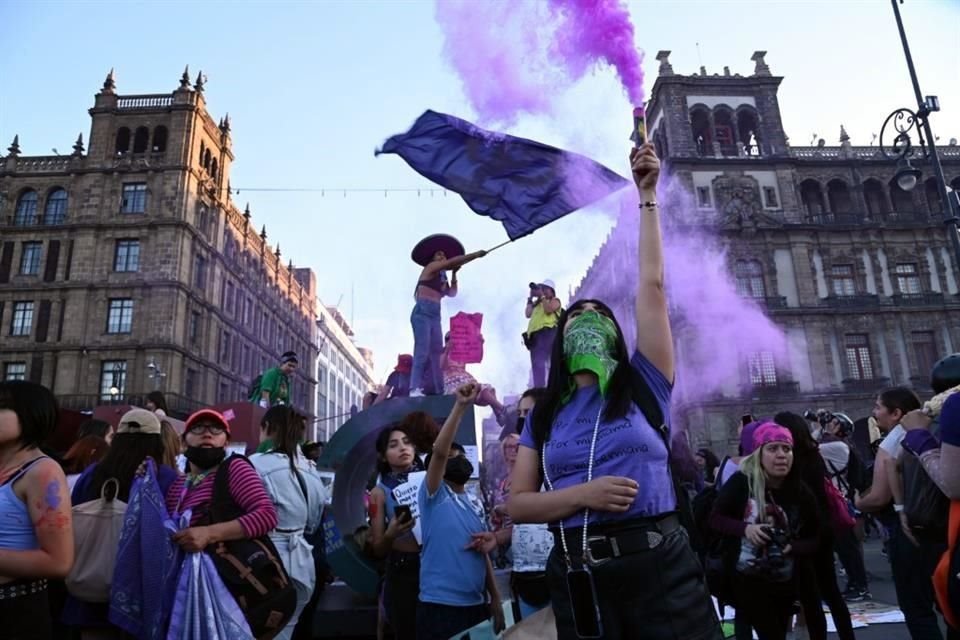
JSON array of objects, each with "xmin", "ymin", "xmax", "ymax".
[
  {"xmin": 710, "ymin": 423, "xmax": 820, "ymax": 640},
  {"xmin": 523, "ymin": 280, "xmax": 562, "ymax": 387}
]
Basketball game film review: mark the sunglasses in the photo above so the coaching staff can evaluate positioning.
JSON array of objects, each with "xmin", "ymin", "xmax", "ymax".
[{"xmin": 187, "ymin": 423, "xmax": 226, "ymax": 436}]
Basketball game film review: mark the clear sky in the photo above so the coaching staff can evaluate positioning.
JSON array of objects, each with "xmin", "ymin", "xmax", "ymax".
[{"xmin": 2, "ymin": 0, "xmax": 958, "ymax": 398}]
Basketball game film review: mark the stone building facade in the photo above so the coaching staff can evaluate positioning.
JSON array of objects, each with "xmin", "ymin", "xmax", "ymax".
[
  {"xmin": 0, "ymin": 69, "xmax": 319, "ymax": 417},
  {"xmin": 572, "ymin": 51, "xmax": 960, "ymax": 454},
  {"xmin": 315, "ymin": 305, "xmax": 376, "ymax": 442}
]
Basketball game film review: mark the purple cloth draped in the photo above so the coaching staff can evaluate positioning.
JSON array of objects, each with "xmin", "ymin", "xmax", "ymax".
[
  {"xmin": 165, "ymin": 552, "xmax": 254, "ymax": 640},
  {"xmin": 108, "ymin": 459, "xmax": 183, "ymax": 640}
]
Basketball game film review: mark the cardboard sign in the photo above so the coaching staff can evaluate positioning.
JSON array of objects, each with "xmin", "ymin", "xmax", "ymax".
[
  {"xmin": 449, "ymin": 312, "xmax": 484, "ymax": 364},
  {"xmin": 392, "ymin": 470, "xmax": 427, "ymax": 544},
  {"xmin": 463, "ymin": 445, "xmax": 480, "ymax": 479}
]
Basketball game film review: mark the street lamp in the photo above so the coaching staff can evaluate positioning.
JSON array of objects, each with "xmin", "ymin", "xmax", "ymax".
[{"xmin": 880, "ymin": 0, "xmax": 960, "ymax": 271}]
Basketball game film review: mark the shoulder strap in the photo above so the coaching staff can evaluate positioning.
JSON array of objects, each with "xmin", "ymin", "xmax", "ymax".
[
  {"xmin": 1, "ymin": 456, "xmax": 49, "ymax": 487},
  {"xmin": 211, "ymin": 455, "xmax": 247, "ymax": 524}
]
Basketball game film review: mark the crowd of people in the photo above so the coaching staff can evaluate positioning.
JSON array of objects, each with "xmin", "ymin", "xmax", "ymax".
[{"xmin": 4, "ymin": 141, "xmax": 960, "ymax": 640}]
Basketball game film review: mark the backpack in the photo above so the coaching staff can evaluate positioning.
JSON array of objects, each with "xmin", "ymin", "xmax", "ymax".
[
  {"xmin": 844, "ymin": 446, "xmax": 869, "ymax": 494},
  {"xmin": 691, "ymin": 458, "xmax": 737, "ymax": 604},
  {"xmin": 66, "ymin": 478, "xmax": 127, "ymax": 602},
  {"xmin": 934, "ymin": 500, "xmax": 960, "ymax": 630},
  {"xmin": 822, "ymin": 476, "xmax": 856, "ymax": 534},
  {"xmin": 203, "ymin": 455, "xmax": 297, "ymax": 640},
  {"xmin": 248, "ymin": 374, "xmax": 263, "ymax": 402},
  {"xmin": 902, "ymin": 419, "xmax": 949, "ymax": 543}
]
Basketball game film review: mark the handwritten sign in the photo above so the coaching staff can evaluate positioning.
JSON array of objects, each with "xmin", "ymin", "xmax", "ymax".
[
  {"xmin": 449, "ymin": 312, "xmax": 484, "ymax": 364},
  {"xmin": 392, "ymin": 471, "xmax": 427, "ymax": 544}
]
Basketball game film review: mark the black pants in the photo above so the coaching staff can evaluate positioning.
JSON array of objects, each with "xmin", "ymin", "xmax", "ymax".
[
  {"xmin": 732, "ymin": 574, "xmax": 795, "ymax": 640},
  {"xmin": 835, "ymin": 526, "xmax": 868, "ymax": 590},
  {"xmin": 889, "ymin": 528, "xmax": 958, "ymax": 640},
  {"xmin": 546, "ymin": 529, "xmax": 722, "ymax": 640},
  {"xmin": 415, "ymin": 601, "xmax": 488, "ymax": 640},
  {"xmin": 0, "ymin": 587, "xmax": 52, "ymax": 640},
  {"xmin": 386, "ymin": 551, "xmax": 421, "ymax": 640},
  {"xmin": 795, "ymin": 540, "xmax": 855, "ymax": 640},
  {"xmin": 529, "ymin": 327, "xmax": 556, "ymax": 388}
]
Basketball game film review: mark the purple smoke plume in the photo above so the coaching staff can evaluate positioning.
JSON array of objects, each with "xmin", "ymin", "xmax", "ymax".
[{"xmin": 434, "ymin": 0, "xmax": 644, "ymax": 123}]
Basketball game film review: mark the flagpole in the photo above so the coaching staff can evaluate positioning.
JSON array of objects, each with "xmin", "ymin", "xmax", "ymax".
[{"xmin": 485, "ymin": 239, "xmax": 513, "ymax": 254}]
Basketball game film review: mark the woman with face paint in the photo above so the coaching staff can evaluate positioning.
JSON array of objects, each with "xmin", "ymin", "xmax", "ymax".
[
  {"xmin": 416, "ymin": 384, "xmax": 504, "ymax": 640},
  {"xmin": 368, "ymin": 413, "xmax": 432, "ymax": 640},
  {"xmin": 508, "ymin": 145, "xmax": 722, "ymax": 640},
  {"xmin": 163, "ymin": 409, "xmax": 278, "ymax": 555}
]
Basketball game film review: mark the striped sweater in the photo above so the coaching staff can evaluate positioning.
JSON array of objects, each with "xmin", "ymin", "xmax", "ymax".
[{"xmin": 165, "ymin": 457, "xmax": 278, "ymax": 538}]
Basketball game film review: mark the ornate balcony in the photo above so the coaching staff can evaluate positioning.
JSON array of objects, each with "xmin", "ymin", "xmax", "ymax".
[
  {"xmin": 842, "ymin": 377, "xmax": 891, "ymax": 393},
  {"xmin": 822, "ymin": 295, "xmax": 893, "ymax": 309},
  {"xmin": 891, "ymin": 292, "xmax": 946, "ymax": 307},
  {"xmin": 748, "ymin": 380, "xmax": 800, "ymax": 397}
]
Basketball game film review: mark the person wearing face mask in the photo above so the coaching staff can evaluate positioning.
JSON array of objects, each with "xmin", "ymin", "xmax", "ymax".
[
  {"xmin": 509, "ymin": 145, "xmax": 722, "ymax": 640},
  {"xmin": 368, "ymin": 413, "xmax": 432, "ymax": 640},
  {"xmin": 709, "ymin": 424, "xmax": 821, "ymax": 640},
  {"xmin": 164, "ymin": 409, "xmax": 278, "ymax": 555},
  {"xmin": 417, "ymin": 384, "xmax": 504, "ymax": 640}
]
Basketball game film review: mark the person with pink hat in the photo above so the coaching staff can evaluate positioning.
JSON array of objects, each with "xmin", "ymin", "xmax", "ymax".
[
  {"xmin": 709, "ymin": 422, "xmax": 822, "ymax": 640},
  {"xmin": 409, "ymin": 234, "xmax": 487, "ymax": 397}
]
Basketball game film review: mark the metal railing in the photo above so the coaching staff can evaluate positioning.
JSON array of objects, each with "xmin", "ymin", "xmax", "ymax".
[
  {"xmin": 842, "ymin": 377, "xmax": 891, "ymax": 393},
  {"xmin": 761, "ymin": 296, "xmax": 789, "ymax": 310},
  {"xmin": 117, "ymin": 95, "xmax": 174, "ymax": 110},
  {"xmin": 822, "ymin": 295, "xmax": 893, "ymax": 308},
  {"xmin": 749, "ymin": 380, "xmax": 800, "ymax": 396},
  {"xmin": 892, "ymin": 292, "xmax": 946, "ymax": 307}
]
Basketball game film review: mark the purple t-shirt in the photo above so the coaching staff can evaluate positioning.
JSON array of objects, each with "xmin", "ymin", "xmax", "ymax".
[{"xmin": 519, "ymin": 350, "xmax": 676, "ymax": 529}]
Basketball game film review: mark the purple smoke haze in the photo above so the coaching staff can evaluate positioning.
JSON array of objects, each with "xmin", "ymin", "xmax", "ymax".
[
  {"xmin": 434, "ymin": 0, "xmax": 644, "ymax": 123},
  {"xmin": 577, "ymin": 180, "xmax": 787, "ymax": 406}
]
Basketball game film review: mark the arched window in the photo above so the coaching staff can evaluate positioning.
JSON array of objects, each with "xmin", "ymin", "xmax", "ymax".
[
  {"xmin": 735, "ymin": 260, "xmax": 766, "ymax": 298},
  {"xmin": 203, "ymin": 149, "xmax": 211, "ymax": 170},
  {"xmin": 133, "ymin": 126, "xmax": 149, "ymax": 153},
  {"xmin": 800, "ymin": 180, "xmax": 826, "ymax": 219},
  {"xmin": 863, "ymin": 179, "xmax": 888, "ymax": 218},
  {"xmin": 924, "ymin": 178, "xmax": 942, "ymax": 215},
  {"xmin": 736, "ymin": 108, "xmax": 761, "ymax": 156},
  {"xmin": 713, "ymin": 108, "xmax": 736, "ymax": 156},
  {"xmin": 199, "ymin": 141, "xmax": 206, "ymax": 166},
  {"xmin": 211, "ymin": 159, "xmax": 218, "ymax": 179},
  {"xmin": 152, "ymin": 126, "xmax": 168, "ymax": 153},
  {"xmin": 689, "ymin": 107, "xmax": 711, "ymax": 156},
  {"xmin": 115, "ymin": 127, "xmax": 131, "ymax": 154},
  {"xmin": 14, "ymin": 190, "xmax": 38, "ymax": 226},
  {"xmin": 890, "ymin": 180, "xmax": 915, "ymax": 213},
  {"xmin": 44, "ymin": 188, "xmax": 68, "ymax": 225},
  {"xmin": 827, "ymin": 179, "xmax": 854, "ymax": 215}
]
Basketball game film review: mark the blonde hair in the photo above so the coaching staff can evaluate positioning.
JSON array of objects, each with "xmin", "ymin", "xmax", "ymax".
[{"xmin": 738, "ymin": 448, "xmax": 768, "ymax": 523}]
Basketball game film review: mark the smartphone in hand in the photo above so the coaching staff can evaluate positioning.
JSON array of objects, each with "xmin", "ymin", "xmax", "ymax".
[{"xmin": 394, "ymin": 505, "xmax": 413, "ymax": 523}]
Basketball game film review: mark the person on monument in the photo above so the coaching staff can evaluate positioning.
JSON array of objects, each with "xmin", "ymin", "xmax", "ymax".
[
  {"xmin": 249, "ymin": 351, "xmax": 299, "ymax": 408},
  {"xmin": 409, "ymin": 234, "xmax": 486, "ymax": 397}
]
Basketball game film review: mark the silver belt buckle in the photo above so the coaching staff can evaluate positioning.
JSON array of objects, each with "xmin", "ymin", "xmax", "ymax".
[{"xmin": 585, "ymin": 535, "xmax": 618, "ymax": 566}]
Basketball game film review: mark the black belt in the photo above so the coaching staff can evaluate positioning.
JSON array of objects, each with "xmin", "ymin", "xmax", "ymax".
[{"xmin": 556, "ymin": 514, "xmax": 681, "ymax": 567}]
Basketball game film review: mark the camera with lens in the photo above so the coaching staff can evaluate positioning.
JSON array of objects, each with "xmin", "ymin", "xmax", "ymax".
[
  {"xmin": 803, "ymin": 409, "xmax": 835, "ymax": 426},
  {"xmin": 762, "ymin": 527, "xmax": 790, "ymax": 568}
]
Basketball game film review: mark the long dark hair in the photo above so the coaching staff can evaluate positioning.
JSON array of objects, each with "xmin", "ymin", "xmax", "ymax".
[
  {"xmin": 375, "ymin": 425, "xmax": 415, "ymax": 476},
  {"xmin": 90, "ymin": 432, "xmax": 165, "ymax": 501},
  {"xmin": 262, "ymin": 406, "xmax": 304, "ymax": 476},
  {"xmin": 0, "ymin": 381, "xmax": 58, "ymax": 451},
  {"xmin": 774, "ymin": 411, "xmax": 828, "ymax": 511},
  {"xmin": 146, "ymin": 391, "xmax": 168, "ymax": 414},
  {"xmin": 530, "ymin": 299, "xmax": 662, "ymax": 449}
]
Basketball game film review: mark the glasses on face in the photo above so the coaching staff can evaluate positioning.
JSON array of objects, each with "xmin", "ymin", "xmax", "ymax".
[{"xmin": 188, "ymin": 423, "xmax": 226, "ymax": 436}]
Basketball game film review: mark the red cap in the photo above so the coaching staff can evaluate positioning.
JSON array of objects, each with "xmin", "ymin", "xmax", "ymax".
[{"xmin": 185, "ymin": 409, "xmax": 231, "ymax": 436}]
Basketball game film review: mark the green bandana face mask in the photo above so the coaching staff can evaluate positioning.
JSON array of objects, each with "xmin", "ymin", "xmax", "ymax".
[{"xmin": 562, "ymin": 310, "xmax": 619, "ymax": 400}]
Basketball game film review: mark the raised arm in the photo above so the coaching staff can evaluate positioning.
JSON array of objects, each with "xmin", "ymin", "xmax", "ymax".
[
  {"xmin": 630, "ymin": 144, "xmax": 674, "ymax": 382},
  {"xmin": 422, "ymin": 250, "xmax": 487, "ymax": 279},
  {"xmin": 425, "ymin": 384, "xmax": 478, "ymax": 495}
]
